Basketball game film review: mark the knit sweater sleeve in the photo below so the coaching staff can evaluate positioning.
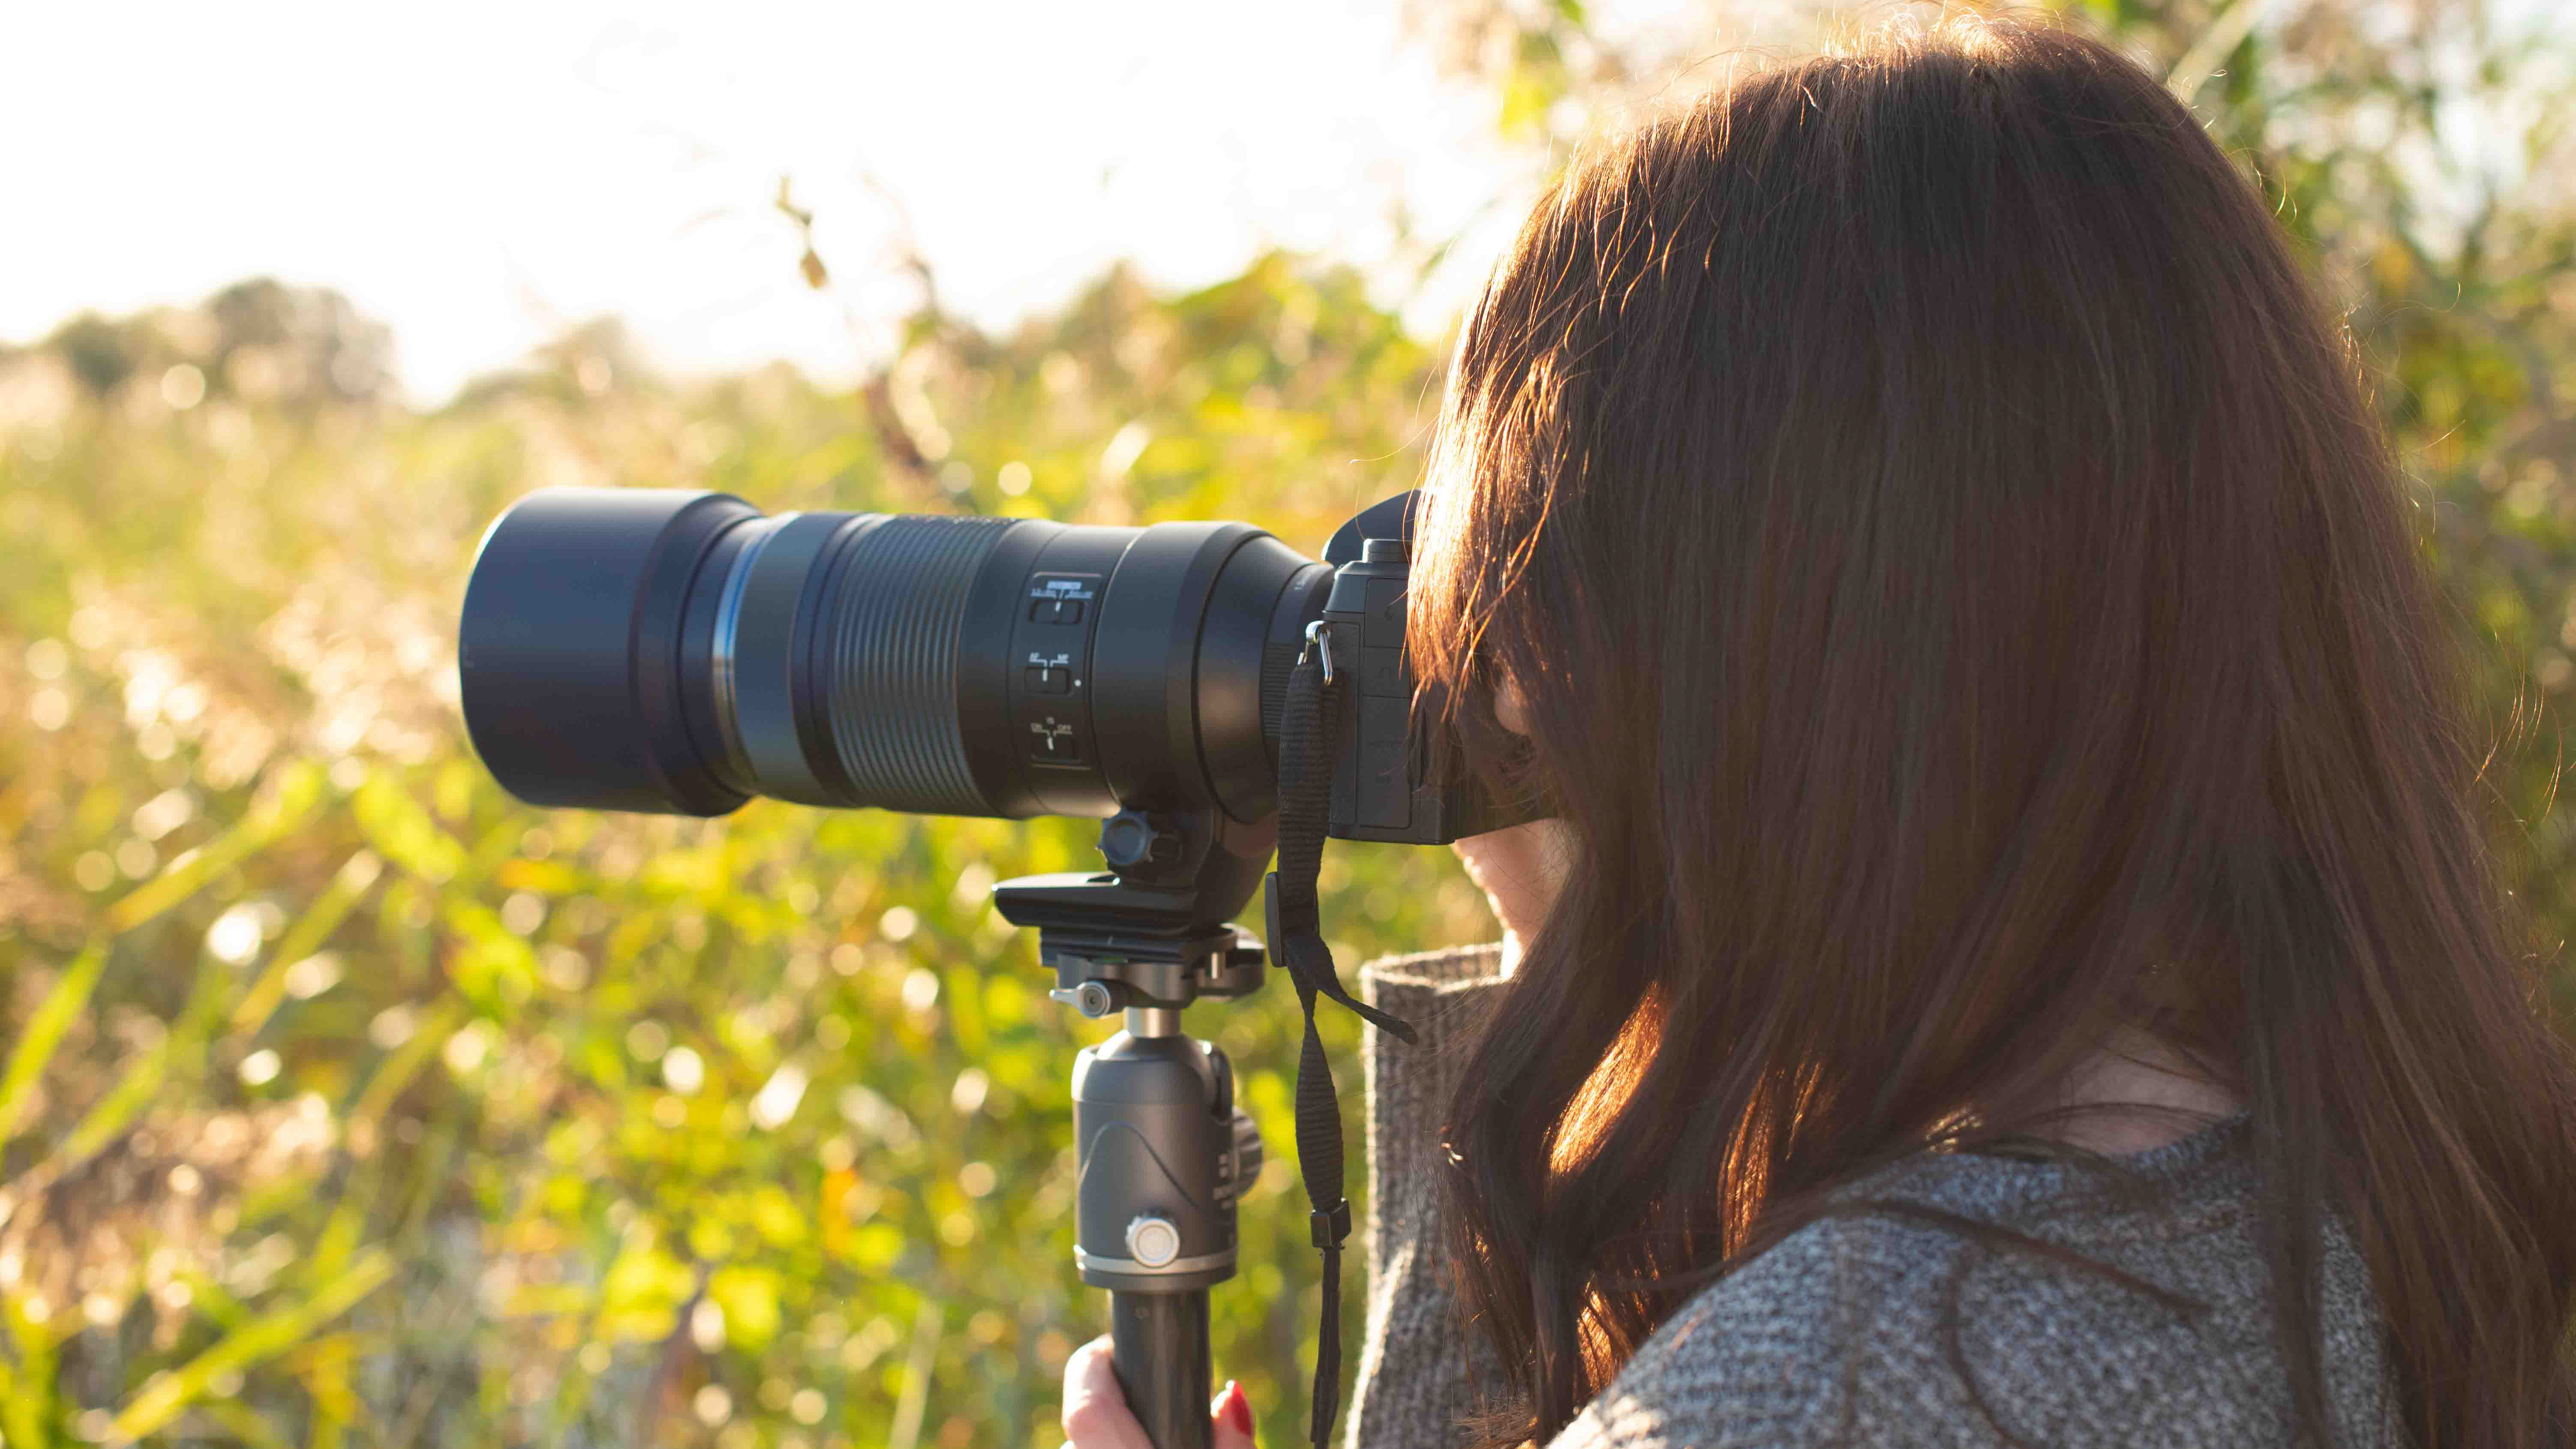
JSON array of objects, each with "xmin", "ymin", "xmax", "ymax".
[
  {"xmin": 1534, "ymin": 1156, "xmax": 2402, "ymax": 1449},
  {"xmin": 1345, "ymin": 943, "xmax": 1517, "ymax": 1449}
]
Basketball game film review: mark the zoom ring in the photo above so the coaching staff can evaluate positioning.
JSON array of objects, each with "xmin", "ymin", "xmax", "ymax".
[{"xmin": 815, "ymin": 513, "xmax": 1015, "ymax": 814}]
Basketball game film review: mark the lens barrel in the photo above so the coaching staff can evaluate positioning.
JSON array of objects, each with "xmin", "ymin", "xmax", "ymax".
[{"xmin": 458, "ymin": 488, "xmax": 1325, "ymax": 823}]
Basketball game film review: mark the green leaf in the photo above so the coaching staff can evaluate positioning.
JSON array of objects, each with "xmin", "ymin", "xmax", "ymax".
[
  {"xmin": 231, "ymin": 848, "xmax": 383, "ymax": 1035},
  {"xmin": 104, "ymin": 762, "xmax": 325, "ymax": 933},
  {"xmin": 0, "ymin": 942, "xmax": 105, "ymax": 1146},
  {"xmin": 105, "ymin": 1249, "xmax": 394, "ymax": 1443},
  {"xmin": 709, "ymin": 1264, "xmax": 784, "ymax": 1350},
  {"xmin": 349, "ymin": 774, "xmax": 468, "ymax": 884}
]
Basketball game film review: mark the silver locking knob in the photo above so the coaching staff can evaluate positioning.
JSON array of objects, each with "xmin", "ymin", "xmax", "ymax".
[
  {"xmin": 1049, "ymin": 981, "xmax": 1116, "ymax": 1017},
  {"xmin": 1124, "ymin": 1214, "xmax": 1181, "ymax": 1268}
]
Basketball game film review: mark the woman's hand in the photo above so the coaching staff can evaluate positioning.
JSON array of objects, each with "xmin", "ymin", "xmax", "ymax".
[{"xmin": 1059, "ymin": 1335, "xmax": 1255, "ymax": 1449}]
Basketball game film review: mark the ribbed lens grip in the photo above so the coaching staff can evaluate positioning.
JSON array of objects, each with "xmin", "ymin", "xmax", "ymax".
[{"xmin": 814, "ymin": 513, "xmax": 1016, "ymax": 814}]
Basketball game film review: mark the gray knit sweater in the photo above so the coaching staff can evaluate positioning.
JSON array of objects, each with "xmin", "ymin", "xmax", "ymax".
[{"xmin": 1344, "ymin": 943, "xmax": 2399, "ymax": 1449}]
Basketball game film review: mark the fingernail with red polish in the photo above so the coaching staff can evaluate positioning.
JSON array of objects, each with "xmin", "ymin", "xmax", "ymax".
[{"xmin": 1221, "ymin": 1380, "xmax": 1253, "ymax": 1438}]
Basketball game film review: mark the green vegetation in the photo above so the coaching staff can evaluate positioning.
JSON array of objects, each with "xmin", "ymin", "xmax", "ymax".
[{"xmin": 3, "ymin": 3, "xmax": 2570, "ymax": 1446}]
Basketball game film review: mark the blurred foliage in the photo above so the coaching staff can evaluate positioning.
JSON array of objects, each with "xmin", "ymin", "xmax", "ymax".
[
  {"xmin": 1, "ymin": 2, "xmax": 2571, "ymax": 1446},
  {"xmin": 0, "ymin": 251, "xmax": 1491, "ymax": 1449}
]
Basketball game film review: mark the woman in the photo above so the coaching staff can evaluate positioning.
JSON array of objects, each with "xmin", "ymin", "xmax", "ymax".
[{"xmin": 1064, "ymin": 12, "xmax": 2576, "ymax": 1447}]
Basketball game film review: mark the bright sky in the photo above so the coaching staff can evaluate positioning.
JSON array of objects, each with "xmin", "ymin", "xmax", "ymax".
[
  {"xmin": 13, "ymin": 1, "xmax": 2552, "ymax": 408},
  {"xmin": 2, "ymin": 0, "xmax": 1607, "ymax": 407}
]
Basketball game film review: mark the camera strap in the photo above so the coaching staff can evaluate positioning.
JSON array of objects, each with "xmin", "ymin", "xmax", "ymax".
[{"xmin": 1263, "ymin": 625, "xmax": 1417, "ymax": 1449}]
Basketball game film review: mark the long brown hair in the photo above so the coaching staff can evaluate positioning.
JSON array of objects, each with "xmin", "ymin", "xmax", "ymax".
[{"xmin": 1407, "ymin": 12, "xmax": 2576, "ymax": 1448}]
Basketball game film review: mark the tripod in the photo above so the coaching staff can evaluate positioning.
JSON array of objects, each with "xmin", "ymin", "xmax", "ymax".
[{"xmin": 993, "ymin": 803, "xmax": 1279, "ymax": 1449}]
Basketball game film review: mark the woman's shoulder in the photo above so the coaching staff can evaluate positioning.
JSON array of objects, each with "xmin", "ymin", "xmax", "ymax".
[
  {"xmin": 1550, "ymin": 1119, "xmax": 2398, "ymax": 1449},
  {"xmin": 1357, "ymin": 941, "xmax": 1507, "ymax": 991},
  {"xmin": 1357, "ymin": 942, "xmax": 1511, "ymax": 1057}
]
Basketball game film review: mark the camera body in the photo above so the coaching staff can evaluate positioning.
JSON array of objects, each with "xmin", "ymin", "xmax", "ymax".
[{"xmin": 1312, "ymin": 496, "xmax": 1515, "ymax": 844}]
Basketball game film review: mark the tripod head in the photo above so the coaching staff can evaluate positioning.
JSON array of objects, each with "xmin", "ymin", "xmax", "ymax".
[{"xmin": 992, "ymin": 805, "xmax": 1276, "ymax": 1019}]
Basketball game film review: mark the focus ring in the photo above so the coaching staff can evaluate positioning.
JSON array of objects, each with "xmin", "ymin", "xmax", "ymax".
[
  {"xmin": 816, "ymin": 513, "xmax": 1016, "ymax": 814},
  {"xmin": 727, "ymin": 513, "xmax": 862, "ymax": 806}
]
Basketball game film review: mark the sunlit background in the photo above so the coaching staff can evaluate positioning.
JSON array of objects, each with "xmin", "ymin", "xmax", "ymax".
[
  {"xmin": 4, "ymin": 1, "xmax": 2573, "ymax": 1447},
  {"xmin": 7, "ymin": 0, "xmax": 2559, "ymax": 398},
  {"xmin": 9, "ymin": 0, "xmax": 1572, "ymax": 404}
]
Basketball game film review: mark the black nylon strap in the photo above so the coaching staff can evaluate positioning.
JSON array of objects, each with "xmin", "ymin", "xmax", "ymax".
[{"xmin": 1264, "ymin": 631, "xmax": 1416, "ymax": 1449}]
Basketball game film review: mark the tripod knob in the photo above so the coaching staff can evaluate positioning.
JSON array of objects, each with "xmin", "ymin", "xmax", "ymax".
[
  {"xmin": 1050, "ymin": 981, "xmax": 1117, "ymax": 1017},
  {"xmin": 1124, "ymin": 1213, "xmax": 1182, "ymax": 1268},
  {"xmin": 1099, "ymin": 810, "xmax": 1183, "ymax": 871},
  {"xmin": 1221, "ymin": 1107, "xmax": 1263, "ymax": 1204}
]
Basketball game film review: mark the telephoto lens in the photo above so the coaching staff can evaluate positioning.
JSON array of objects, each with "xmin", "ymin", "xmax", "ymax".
[{"xmin": 456, "ymin": 488, "xmax": 1333, "ymax": 825}]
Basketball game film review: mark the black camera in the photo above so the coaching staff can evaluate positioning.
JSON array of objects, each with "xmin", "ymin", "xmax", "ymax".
[
  {"xmin": 459, "ymin": 485, "xmax": 1529, "ymax": 1449},
  {"xmin": 456, "ymin": 486, "xmax": 1532, "ymax": 845}
]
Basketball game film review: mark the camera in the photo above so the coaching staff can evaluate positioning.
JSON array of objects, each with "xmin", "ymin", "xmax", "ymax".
[
  {"xmin": 456, "ymin": 484, "xmax": 1524, "ymax": 1447},
  {"xmin": 456, "ymin": 486, "xmax": 1535, "ymax": 845}
]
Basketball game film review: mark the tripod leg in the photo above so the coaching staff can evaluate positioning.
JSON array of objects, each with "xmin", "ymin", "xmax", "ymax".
[{"xmin": 1109, "ymin": 1289, "xmax": 1210, "ymax": 1449}]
